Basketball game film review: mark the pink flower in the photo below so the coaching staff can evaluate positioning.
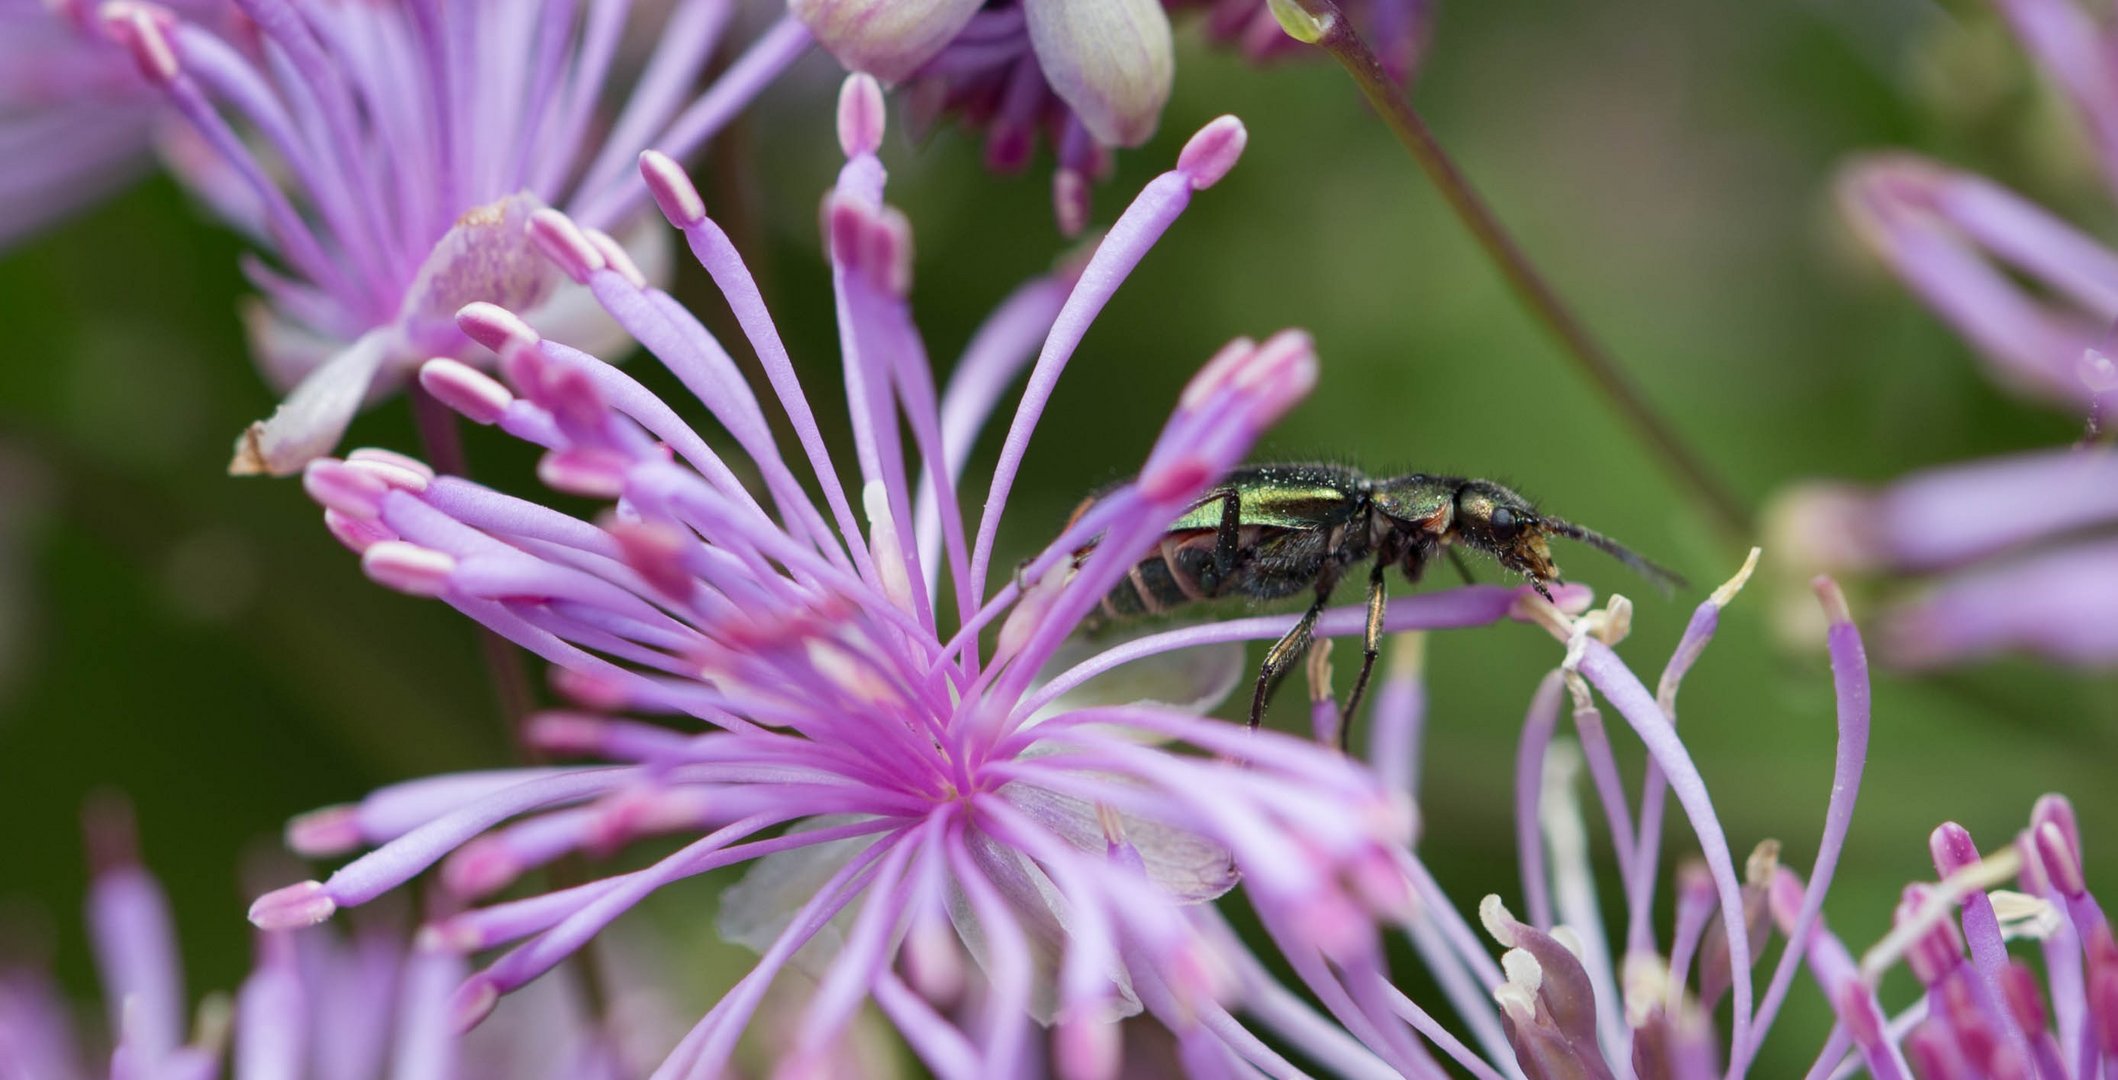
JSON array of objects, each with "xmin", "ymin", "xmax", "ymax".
[
  {"xmin": 1775, "ymin": 0, "xmax": 2118, "ymax": 670},
  {"xmin": 808, "ymin": 0, "xmax": 1433, "ymax": 236},
  {"xmin": 1790, "ymin": 793, "xmax": 2118, "ymax": 1079},
  {"xmin": 245, "ymin": 84, "xmax": 1511, "ymax": 1075},
  {"xmin": 96, "ymin": 0, "xmax": 816, "ymax": 476},
  {"xmin": 0, "ymin": 799, "xmax": 646, "ymax": 1080},
  {"xmin": 0, "ymin": 0, "xmax": 223, "ymax": 248}
]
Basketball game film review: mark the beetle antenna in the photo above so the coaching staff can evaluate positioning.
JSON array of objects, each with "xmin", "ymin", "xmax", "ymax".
[{"xmin": 1544, "ymin": 519, "xmax": 1686, "ymax": 595}]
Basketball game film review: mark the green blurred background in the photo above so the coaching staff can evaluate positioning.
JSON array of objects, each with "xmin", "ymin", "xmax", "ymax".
[{"xmin": 3, "ymin": 0, "xmax": 2114, "ymax": 1072}]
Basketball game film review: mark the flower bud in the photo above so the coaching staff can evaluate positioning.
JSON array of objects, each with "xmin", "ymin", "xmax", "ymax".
[
  {"xmin": 1024, "ymin": 0, "xmax": 1174, "ymax": 147},
  {"xmin": 791, "ymin": 0, "xmax": 982, "ymax": 82}
]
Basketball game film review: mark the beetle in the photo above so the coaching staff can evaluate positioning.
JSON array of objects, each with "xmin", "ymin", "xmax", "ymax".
[{"xmin": 1068, "ymin": 463, "xmax": 1682, "ymax": 747}]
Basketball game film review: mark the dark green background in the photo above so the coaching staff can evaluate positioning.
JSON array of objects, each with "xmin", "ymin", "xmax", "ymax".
[{"xmin": 3, "ymin": 0, "xmax": 2113, "ymax": 1072}]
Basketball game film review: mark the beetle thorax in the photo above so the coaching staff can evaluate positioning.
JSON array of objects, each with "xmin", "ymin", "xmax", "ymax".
[{"xmin": 1369, "ymin": 476, "xmax": 1456, "ymax": 541}]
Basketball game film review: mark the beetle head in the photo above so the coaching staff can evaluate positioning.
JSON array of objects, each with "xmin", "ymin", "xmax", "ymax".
[{"xmin": 1451, "ymin": 481, "xmax": 1561, "ymax": 595}]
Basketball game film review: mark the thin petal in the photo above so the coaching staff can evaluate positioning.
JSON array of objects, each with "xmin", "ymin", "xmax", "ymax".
[
  {"xmin": 228, "ymin": 327, "xmax": 391, "ymax": 476},
  {"xmin": 1027, "ymin": 634, "xmax": 1245, "ymax": 727},
  {"xmin": 1884, "ymin": 538, "xmax": 2118, "ymax": 668},
  {"xmin": 1001, "ymin": 782, "xmax": 1237, "ymax": 903},
  {"xmin": 715, "ymin": 816, "xmax": 884, "ymax": 973}
]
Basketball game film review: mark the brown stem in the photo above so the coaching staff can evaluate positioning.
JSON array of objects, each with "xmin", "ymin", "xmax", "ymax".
[
  {"xmin": 1273, "ymin": 0, "xmax": 1752, "ymax": 541},
  {"xmin": 409, "ymin": 385, "xmax": 539, "ymax": 754}
]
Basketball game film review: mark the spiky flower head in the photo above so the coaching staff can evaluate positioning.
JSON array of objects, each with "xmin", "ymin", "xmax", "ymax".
[
  {"xmin": 95, "ymin": 0, "xmax": 817, "ymax": 477},
  {"xmin": 241, "ymin": 83, "xmax": 1552, "ymax": 1074},
  {"xmin": 1259, "ymin": 560, "xmax": 1879, "ymax": 1078}
]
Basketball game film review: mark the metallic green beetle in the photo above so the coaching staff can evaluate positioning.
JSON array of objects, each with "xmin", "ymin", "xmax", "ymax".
[{"xmin": 1069, "ymin": 463, "xmax": 1682, "ymax": 747}]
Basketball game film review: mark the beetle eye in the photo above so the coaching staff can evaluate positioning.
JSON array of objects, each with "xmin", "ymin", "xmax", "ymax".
[{"xmin": 1489, "ymin": 506, "xmax": 1518, "ymax": 536}]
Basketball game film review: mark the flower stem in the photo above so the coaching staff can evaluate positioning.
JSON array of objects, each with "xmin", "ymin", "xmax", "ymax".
[
  {"xmin": 408, "ymin": 386, "xmax": 616, "ymax": 1026},
  {"xmin": 409, "ymin": 385, "xmax": 538, "ymax": 754},
  {"xmin": 1274, "ymin": 0, "xmax": 1752, "ymax": 540}
]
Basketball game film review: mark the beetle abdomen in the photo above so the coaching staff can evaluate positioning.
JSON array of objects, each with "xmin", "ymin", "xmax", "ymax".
[{"xmin": 1091, "ymin": 530, "xmax": 1226, "ymax": 620}]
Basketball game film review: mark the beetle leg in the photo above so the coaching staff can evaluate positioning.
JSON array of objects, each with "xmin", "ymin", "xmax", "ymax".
[
  {"xmin": 1249, "ymin": 570, "xmax": 1337, "ymax": 730},
  {"xmin": 1337, "ymin": 556, "xmax": 1391, "ymax": 751},
  {"xmin": 1446, "ymin": 546, "xmax": 1478, "ymax": 586},
  {"xmin": 1206, "ymin": 486, "xmax": 1243, "ymax": 588}
]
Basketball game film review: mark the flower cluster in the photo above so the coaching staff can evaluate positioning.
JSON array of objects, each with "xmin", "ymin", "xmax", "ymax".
[
  {"xmin": 93, "ymin": 0, "xmax": 814, "ymax": 476},
  {"xmin": 246, "ymin": 66, "xmax": 2047, "ymax": 1076},
  {"xmin": 1300, "ymin": 550, "xmax": 2109, "ymax": 1080},
  {"xmin": 1772, "ymin": 0, "xmax": 2118, "ymax": 669},
  {"xmin": 0, "ymin": 800, "xmax": 645, "ymax": 1080},
  {"xmin": 13, "ymin": 0, "xmax": 2114, "ymax": 1076},
  {"xmin": 1276, "ymin": 559, "xmax": 1872, "ymax": 1079},
  {"xmin": 1825, "ymin": 793, "xmax": 2118, "ymax": 1079},
  {"xmin": 251, "ymin": 81, "xmax": 1485, "ymax": 1075},
  {"xmin": 798, "ymin": 0, "xmax": 1430, "ymax": 235},
  {"xmin": 0, "ymin": 0, "xmax": 223, "ymax": 249},
  {"xmin": 13, "ymin": 0, "xmax": 1429, "ymax": 475}
]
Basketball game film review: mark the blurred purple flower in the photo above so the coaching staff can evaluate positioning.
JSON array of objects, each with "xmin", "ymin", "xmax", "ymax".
[
  {"xmin": 1772, "ymin": 448, "xmax": 2118, "ymax": 668},
  {"xmin": 0, "ymin": 801, "xmax": 644, "ymax": 1080},
  {"xmin": 95, "ymin": 0, "xmax": 816, "ymax": 477},
  {"xmin": 0, "ymin": 0, "xmax": 224, "ymax": 249},
  {"xmin": 1837, "ymin": 0, "xmax": 2118, "ymax": 411},
  {"xmin": 246, "ymin": 84, "xmax": 1510, "ymax": 1075},
  {"xmin": 1776, "ymin": 0, "xmax": 2118, "ymax": 670},
  {"xmin": 1839, "ymin": 153, "xmax": 2118, "ymax": 410}
]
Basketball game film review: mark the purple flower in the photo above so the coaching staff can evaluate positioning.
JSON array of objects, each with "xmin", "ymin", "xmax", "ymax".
[
  {"xmin": 1770, "ymin": 449, "xmax": 2118, "ymax": 668},
  {"xmin": 1835, "ymin": 0, "xmax": 2118, "ymax": 411},
  {"xmin": 852, "ymin": 0, "xmax": 1433, "ymax": 236},
  {"xmin": 1793, "ymin": 793, "xmax": 2118, "ymax": 1079},
  {"xmin": 1838, "ymin": 153, "xmax": 2118, "ymax": 410},
  {"xmin": 869, "ymin": 0, "xmax": 1174, "ymax": 237},
  {"xmin": 95, "ymin": 0, "xmax": 817, "ymax": 477},
  {"xmin": 246, "ymin": 82, "xmax": 1517, "ymax": 1075},
  {"xmin": 1773, "ymin": 0, "xmax": 2118, "ymax": 670},
  {"xmin": 0, "ymin": 0, "xmax": 224, "ymax": 248},
  {"xmin": 0, "ymin": 800, "xmax": 643, "ymax": 1080},
  {"xmin": 246, "ymin": 78, "xmax": 1894, "ymax": 1059},
  {"xmin": 1285, "ymin": 561, "xmax": 1875, "ymax": 1079}
]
